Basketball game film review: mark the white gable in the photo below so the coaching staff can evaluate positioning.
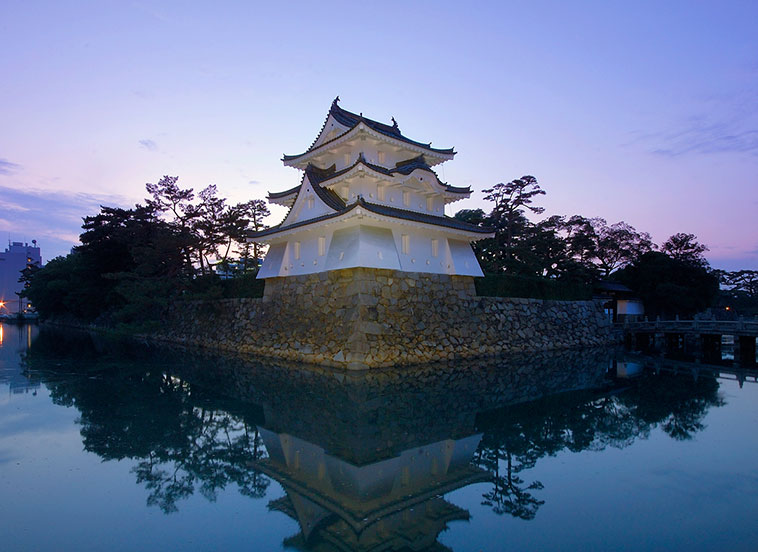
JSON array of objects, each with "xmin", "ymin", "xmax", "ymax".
[
  {"xmin": 309, "ymin": 113, "xmax": 351, "ymax": 151},
  {"xmin": 280, "ymin": 174, "xmax": 338, "ymax": 227}
]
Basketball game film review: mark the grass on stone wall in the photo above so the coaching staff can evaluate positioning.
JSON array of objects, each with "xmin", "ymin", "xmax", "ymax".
[{"xmin": 475, "ymin": 274, "xmax": 593, "ymax": 301}]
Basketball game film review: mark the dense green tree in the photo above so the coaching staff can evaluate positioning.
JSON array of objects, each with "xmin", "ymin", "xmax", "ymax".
[
  {"xmin": 22, "ymin": 253, "xmax": 91, "ymax": 320},
  {"xmin": 240, "ymin": 199, "xmax": 271, "ymax": 269},
  {"xmin": 145, "ymin": 175, "xmax": 198, "ymax": 268},
  {"xmin": 719, "ymin": 269, "xmax": 758, "ymax": 298},
  {"xmin": 613, "ymin": 251, "xmax": 719, "ymax": 318},
  {"xmin": 24, "ymin": 176, "xmax": 268, "ymax": 325},
  {"xmin": 560, "ymin": 215, "xmax": 598, "ymax": 265},
  {"xmin": 530, "ymin": 215, "xmax": 600, "ymax": 283},
  {"xmin": 456, "ymin": 179, "xmax": 657, "ymax": 284},
  {"xmin": 144, "ymin": 176, "xmax": 265, "ymax": 275},
  {"xmin": 456, "ymin": 181, "xmax": 601, "ymax": 296},
  {"xmin": 481, "ymin": 176, "xmax": 545, "ymax": 272},
  {"xmin": 661, "ymin": 233, "xmax": 709, "ymax": 267},
  {"xmin": 452, "ymin": 175, "xmax": 740, "ymax": 312},
  {"xmin": 454, "ymin": 208, "xmax": 499, "ymax": 272},
  {"xmin": 589, "ymin": 218, "xmax": 655, "ymax": 277},
  {"xmin": 715, "ymin": 269, "xmax": 758, "ymax": 316}
]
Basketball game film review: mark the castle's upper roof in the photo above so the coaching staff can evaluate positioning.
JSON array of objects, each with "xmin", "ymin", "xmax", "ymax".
[{"xmin": 282, "ymin": 97, "xmax": 456, "ymax": 165}]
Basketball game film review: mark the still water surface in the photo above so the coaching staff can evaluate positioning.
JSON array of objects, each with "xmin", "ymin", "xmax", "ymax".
[{"xmin": 1, "ymin": 324, "xmax": 757, "ymax": 551}]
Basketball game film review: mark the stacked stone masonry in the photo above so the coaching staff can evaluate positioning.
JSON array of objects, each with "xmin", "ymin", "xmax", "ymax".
[{"xmin": 159, "ymin": 268, "xmax": 613, "ymax": 370}]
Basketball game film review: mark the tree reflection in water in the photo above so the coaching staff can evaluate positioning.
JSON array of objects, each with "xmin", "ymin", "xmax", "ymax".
[
  {"xmin": 21, "ymin": 327, "xmax": 724, "ymax": 537},
  {"xmin": 21, "ymin": 330, "xmax": 269, "ymax": 513},
  {"xmin": 474, "ymin": 371, "xmax": 723, "ymax": 520}
]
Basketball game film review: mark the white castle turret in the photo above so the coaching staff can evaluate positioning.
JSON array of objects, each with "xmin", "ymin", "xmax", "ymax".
[{"xmin": 250, "ymin": 98, "xmax": 492, "ymax": 279}]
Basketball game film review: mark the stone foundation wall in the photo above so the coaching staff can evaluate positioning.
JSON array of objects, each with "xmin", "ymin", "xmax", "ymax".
[{"xmin": 157, "ymin": 268, "xmax": 613, "ymax": 369}]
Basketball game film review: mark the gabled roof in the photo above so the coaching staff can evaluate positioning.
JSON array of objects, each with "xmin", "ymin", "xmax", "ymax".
[
  {"xmin": 390, "ymin": 155, "xmax": 471, "ymax": 194},
  {"xmin": 267, "ymin": 167, "xmax": 347, "ymax": 210},
  {"xmin": 303, "ymin": 165, "xmax": 346, "ymax": 210},
  {"xmin": 249, "ymin": 196, "xmax": 494, "ymax": 240},
  {"xmin": 282, "ymin": 97, "xmax": 456, "ymax": 164},
  {"xmin": 267, "ymin": 184, "xmax": 301, "ymax": 201},
  {"xmin": 301, "ymin": 154, "xmax": 470, "ymax": 195}
]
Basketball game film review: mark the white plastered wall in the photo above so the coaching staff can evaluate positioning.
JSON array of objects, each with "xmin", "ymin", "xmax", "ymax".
[
  {"xmin": 256, "ymin": 219, "xmax": 485, "ymax": 278},
  {"xmin": 328, "ymin": 170, "xmax": 449, "ymax": 216}
]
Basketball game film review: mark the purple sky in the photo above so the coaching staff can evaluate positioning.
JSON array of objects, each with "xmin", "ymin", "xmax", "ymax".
[{"xmin": 1, "ymin": 1, "xmax": 756, "ymax": 270}]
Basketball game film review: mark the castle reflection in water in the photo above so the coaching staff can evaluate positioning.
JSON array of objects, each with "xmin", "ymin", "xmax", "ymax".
[{"xmin": 13, "ymin": 326, "xmax": 725, "ymax": 551}]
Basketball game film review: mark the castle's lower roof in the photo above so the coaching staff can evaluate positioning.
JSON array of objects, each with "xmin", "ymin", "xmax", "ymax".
[{"xmin": 249, "ymin": 197, "xmax": 493, "ymax": 240}]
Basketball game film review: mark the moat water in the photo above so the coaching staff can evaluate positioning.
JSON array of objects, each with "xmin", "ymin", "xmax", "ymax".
[{"xmin": 2, "ymin": 324, "xmax": 757, "ymax": 551}]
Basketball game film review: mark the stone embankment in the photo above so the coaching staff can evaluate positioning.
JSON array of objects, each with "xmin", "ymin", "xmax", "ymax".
[{"xmin": 157, "ymin": 267, "xmax": 613, "ymax": 370}]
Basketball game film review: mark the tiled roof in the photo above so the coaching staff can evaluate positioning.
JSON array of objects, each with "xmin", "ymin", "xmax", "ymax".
[
  {"xmin": 249, "ymin": 197, "xmax": 493, "ymax": 239},
  {"xmin": 282, "ymin": 97, "xmax": 456, "ymax": 162},
  {"xmin": 303, "ymin": 165, "xmax": 346, "ymax": 211},
  {"xmin": 358, "ymin": 199, "xmax": 492, "ymax": 234},
  {"xmin": 267, "ymin": 184, "xmax": 301, "ymax": 200},
  {"xmin": 301, "ymin": 154, "xmax": 470, "ymax": 195},
  {"xmin": 390, "ymin": 155, "xmax": 471, "ymax": 194},
  {"xmin": 266, "ymin": 167, "xmax": 346, "ymax": 210}
]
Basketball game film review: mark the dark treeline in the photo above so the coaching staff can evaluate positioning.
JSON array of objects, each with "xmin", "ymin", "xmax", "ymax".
[
  {"xmin": 454, "ymin": 175, "xmax": 756, "ymax": 317},
  {"xmin": 22, "ymin": 174, "xmax": 757, "ymax": 324},
  {"xmin": 23, "ymin": 176, "xmax": 270, "ymax": 329},
  {"xmin": 715, "ymin": 269, "xmax": 758, "ymax": 316}
]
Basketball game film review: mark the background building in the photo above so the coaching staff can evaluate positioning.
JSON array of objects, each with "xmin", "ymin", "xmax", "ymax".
[{"xmin": 0, "ymin": 240, "xmax": 41, "ymax": 314}]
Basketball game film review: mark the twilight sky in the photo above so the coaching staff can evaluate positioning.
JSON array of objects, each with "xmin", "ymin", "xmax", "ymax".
[{"xmin": 1, "ymin": 1, "xmax": 756, "ymax": 269}]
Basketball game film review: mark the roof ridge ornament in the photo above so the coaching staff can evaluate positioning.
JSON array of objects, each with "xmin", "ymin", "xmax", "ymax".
[
  {"xmin": 332, "ymin": 95, "xmax": 340, "ymax": 106},
  {"xmin": 391, "ymin": 116, "xmax": 400, "ymax": 132}
]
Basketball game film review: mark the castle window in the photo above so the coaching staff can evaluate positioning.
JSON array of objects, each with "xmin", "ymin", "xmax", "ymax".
[
  {"xmin": 341, "ymin": 185, "xmax": 349, "ymax": 200},
  {"xmin": 294, "ymin": 241, "xmax": 301, "ymax": 260},
  {"xmin": 427, "ymin": 197, "xmax": 434, "ymax": 211},
  {"xmin": 343, "ymin": 153, "xmax": 350, "ymax": 166},
  {"xmin": 401, "ymin": 234, "xmax": 410, "ymax": 255},
  {"xmin": 403, "ymin": 190, "xmax": 410, "ymax": 207},
  {"xmin": 307, "ymin": 196, "xmax": 314, "ymax": 209},
  {"xmin": 378, "ymin": 151, "xmax": 386, "ymax": 164},
  {"xmin": 431, "ymin": 239, "xmax": 439, "ymax": 257},
  {"xmin": 377, "ymin": 185, "xmax": 385, "ymax": 201},
  {"xmin": 318, "ymin": 236, "xmax": 326, "ymax": 256}
]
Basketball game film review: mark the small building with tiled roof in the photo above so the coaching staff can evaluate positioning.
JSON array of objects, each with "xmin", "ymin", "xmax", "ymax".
[{"xmin": 250, "ymin": 98, "xmax": 493, "ymax": 279}]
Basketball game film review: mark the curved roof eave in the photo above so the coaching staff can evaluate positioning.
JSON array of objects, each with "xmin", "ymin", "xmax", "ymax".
[
  {"xmin": 327, "ymin": 98, "xmax": 455, "ymax": 154},
  {"xmin": 308, "ymin": 174, "xmax": 346, "ymax": 211},
  {"xmin": 283, "ymin": 117, "xmax": 455, "ymax": 165},
  {"xmin": 266, "ymin": 182, "xmax": 303, "ymax": 207},
  {"xmin": 249, "ymin": 197, "xmax": 493, "ymax": 241},
  {"xmin": 302, "ymin": 155, "xmax": 470, "ymax": 196}
]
